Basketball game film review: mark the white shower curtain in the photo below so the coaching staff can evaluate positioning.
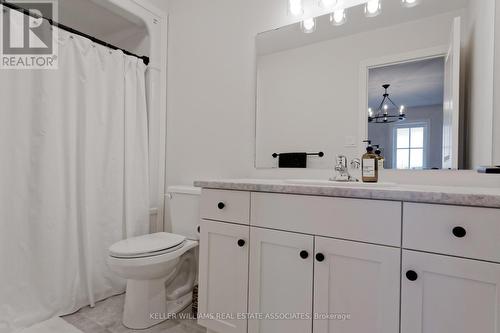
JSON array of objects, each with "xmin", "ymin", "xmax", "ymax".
[{"xmin": 0, "ymin": 29, "xmax": 150, "ymax": 332}]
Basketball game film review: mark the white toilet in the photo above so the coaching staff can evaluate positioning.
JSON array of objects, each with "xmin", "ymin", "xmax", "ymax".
[{"xmin": 108, "ymin": 186, "xmax": 201, "ymax": 329}]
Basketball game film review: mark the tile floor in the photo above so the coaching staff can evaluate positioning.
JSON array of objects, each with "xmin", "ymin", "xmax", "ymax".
[{"xmin": 62, "ymin": 294, "xmax": 206, "ymax": 333}]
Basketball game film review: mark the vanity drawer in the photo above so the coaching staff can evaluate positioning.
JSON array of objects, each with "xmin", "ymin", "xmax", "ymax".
[
  {"xmin": 251, "ymin": 193, "xmax": 401, "ymax": 246},
  {"xmin": 200, "ymin": 189, "xmax": 250, "ymax": 225},
  {"xmin": 403, "ymin": 203, "xmax": 500, "ymax": 262}
]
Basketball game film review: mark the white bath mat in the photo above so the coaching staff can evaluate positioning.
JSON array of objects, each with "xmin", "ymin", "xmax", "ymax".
[{"xmin": 20, "ymin": 317, "xmax": 83, "ymax": 333}]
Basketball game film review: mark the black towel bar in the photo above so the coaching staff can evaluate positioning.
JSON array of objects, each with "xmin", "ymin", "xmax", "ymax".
[{"xmin": 272, "ymin": 152, "xmax": 324, "ymax": 158}]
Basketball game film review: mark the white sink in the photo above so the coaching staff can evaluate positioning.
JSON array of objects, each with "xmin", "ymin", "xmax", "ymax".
[{"xmin": 284, "ymin": 179, "xmax": 397, "ymax": 188}]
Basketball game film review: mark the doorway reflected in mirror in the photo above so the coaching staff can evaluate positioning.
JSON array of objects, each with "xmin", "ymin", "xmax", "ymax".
[{"xmin": 367, "ymin": 57, "xmax": 446, "ymax": 170}]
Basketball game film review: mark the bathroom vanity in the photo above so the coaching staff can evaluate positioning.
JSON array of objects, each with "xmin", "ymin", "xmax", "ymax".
[{"xmin": 195, "ymin": 179, "xmax": 500, "ymax": 333}]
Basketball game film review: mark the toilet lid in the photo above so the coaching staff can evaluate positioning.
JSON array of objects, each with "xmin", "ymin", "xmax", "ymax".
[{"xmin": 109, "ymin": 232, "xmax": 186, "ymax": 258}]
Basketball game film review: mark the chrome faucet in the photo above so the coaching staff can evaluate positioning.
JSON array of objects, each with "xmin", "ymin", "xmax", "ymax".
[
  {"xmin": 350, "ymin": 158, "xmax": 361, "ymax": 170},
  {"xmin": 332, "ymin": 156, "xmax": 361, "ymax": 182},
  {"xmin": 334, "ymin": 155, "xmax": 350, "ymax": 181}
]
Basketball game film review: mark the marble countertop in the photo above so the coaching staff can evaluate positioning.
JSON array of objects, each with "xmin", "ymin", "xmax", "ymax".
[{"xmin": 194, "ymin": 179, "xmax": 500, "ymax": 208}]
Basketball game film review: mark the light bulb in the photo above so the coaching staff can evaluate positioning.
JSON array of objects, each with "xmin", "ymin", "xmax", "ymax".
[
  {"xmin": 288, "ymin": 0, "xmax": 304, "ymax": 17},
  {"xmin": 301, "ymin": 18, "xmax": 316, "ymax": 34},
  {"xmin": 368, "ymin": 108, "xmax": 374, "ymax": 117},
  {"xmin": 400, "ymin": 105, "xmax": 405, "ymax": 115},
  {"xmin": 384, "ymin": 104, "xmax": 388, "ymax": 114},
  {"xmin": 402, "ymin": 0, "xmax": 420, "ymax": 8},
  {"xmin": 330, "ymin": 8, "xmax": 346, "ymax": 26},
  {"xmin": 319, "ymin": 0, "xmax": 337, "ymax": 9},
  {"xmin": 365, "ymin": 0, "xmax": 381, "ymax": 17}
]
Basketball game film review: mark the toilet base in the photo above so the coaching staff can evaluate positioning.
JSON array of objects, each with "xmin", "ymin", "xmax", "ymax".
[
  {"xmin": 108, "ymin": 240, "xmax": 199, "ymax": 330},
  {"xmin": 122, "ymin": 279, "xmax": 194, "ymax": 330},
  {"xmin": 123, "ymin": 278, "xmax": 167, "ymax": 330}
]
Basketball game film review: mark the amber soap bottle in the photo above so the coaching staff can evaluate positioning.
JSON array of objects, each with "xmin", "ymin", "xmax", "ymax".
[{"xmin": 362, "ymin": 140, "xmax": 378, "ymax": 183}]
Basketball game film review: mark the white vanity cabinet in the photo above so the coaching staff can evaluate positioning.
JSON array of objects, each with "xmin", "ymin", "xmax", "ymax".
[
  {"xmin": 197, "ymin": 188, "xmax": 500, "ymax": 333},
  {"xmin": 245, "ymin": 229, "xmax": 400, "ymax": 333},
  {"xmin": 248, "ymin": 227, "xmax": 314, "ymax": 333},
  {"xmin": 401, "ymin": 250, "xmax": 500, "ymax": 333},
  {"xmin": 401, "ymin": 203, "xmax": 500, "ymax": 333},
  {"xmin": 313, "ymin": 237, "xmax": 400, "ymax": 333},
  {"xmin": 403, "ymin": 203, "xmax": 500, "ymax": 262},
  {"xmin": 198, "ymin": 220, "xmax": 249, "ymax": 333}
]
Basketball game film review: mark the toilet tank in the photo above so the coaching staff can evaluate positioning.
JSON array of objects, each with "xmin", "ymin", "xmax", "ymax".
[{"xmin": 167, "ymin": 186, "xmax": 201, "ymax": 240}]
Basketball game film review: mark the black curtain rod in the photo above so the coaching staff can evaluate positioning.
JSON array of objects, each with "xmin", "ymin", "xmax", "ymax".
[{"xmin": 0, "ymin": 0, "xmax": 150, "ymax": 65}]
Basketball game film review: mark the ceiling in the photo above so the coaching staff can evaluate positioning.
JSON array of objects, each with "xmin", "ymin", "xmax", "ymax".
[{"xmin": 368, "ymin": 57, "xmax": 445, "ymax": 110}]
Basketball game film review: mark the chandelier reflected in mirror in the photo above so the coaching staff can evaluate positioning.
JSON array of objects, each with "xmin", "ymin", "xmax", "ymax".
[{"xmin": 368, "ymin": 84, "xmax": 407, "ymax": 124}]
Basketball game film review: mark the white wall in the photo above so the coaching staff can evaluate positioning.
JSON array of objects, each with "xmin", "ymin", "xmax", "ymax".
[
  {"xmin": 464, "ymin": 0, "xmax": 496, "ymax": 168},
  {"xmin": 162, "ymin": 0, "xmax": 279, "ymax": 186},
  {"xmin": 256, "ymin": 13, "xmax": 455, "ymax": 169},
  {"xmin": 144, "ymin": 0, "xmax": 169, "ymax": 13},
  {"xmin": 103, "ymin": 26, "xmax": 150, "ymax": 57}
]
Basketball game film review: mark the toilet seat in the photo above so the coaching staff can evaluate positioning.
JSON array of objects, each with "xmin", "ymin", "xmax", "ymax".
[
  {"xmin": 109, "ymin": 232, "xmax": 186, "ymax": 259},
  {"xmin": 108, "ymin": 239, "xmax": 198, "ymax": 271}
]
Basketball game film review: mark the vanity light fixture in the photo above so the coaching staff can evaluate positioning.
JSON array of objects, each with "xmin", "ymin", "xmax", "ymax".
[
  {"xmin": 401, "ymin": 0, "xmax": 420, "ymax": 8},
  {"xmin": 368, "ymin": 84, "xmax": 406, "ymax": 124},
  {"xmin": 319, "ymin": 0, "xmax": 337, "ymax": 9},
  {"xmin": 301, "ymin": 17, "xmax": 317, "ymax": 33},
  {"xmin": 330, "ymin": 8, "xmax": 347, "ymax": 26},
  {"xmin": 288, "ymin": 0, "xmax": 304, "ymax": 17},
  {"xmin": 365, "ymin": 0, "xmax": 381, "ymax": 17}
]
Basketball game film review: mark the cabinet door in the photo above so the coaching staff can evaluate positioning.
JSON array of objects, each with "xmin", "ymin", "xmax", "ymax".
[
  {"xmin": 198, "ymin": 220, "xmax": 249, "ymax": 333},
  {"xmin": 248, "ymin": 227, "xmax": 314, "ymax": 333},
  {"xmin": 402, "ymin": 250, "xmax": 500, "ymax": 333},
  {"xmin": 314, "ymin": 237, "xmax": 400, "ymax": 333}
]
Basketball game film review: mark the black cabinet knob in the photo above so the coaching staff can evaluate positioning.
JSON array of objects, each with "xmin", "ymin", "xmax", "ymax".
[
  {"xmin": 237, "ymin": 239, "xmax": 246, "ymax": 247},
  {"xmin": 406, "ymin": 270, "xmax": 418, "ymax": 281},
  {"xmin": 452, "ymin": 226, "xmax": 467, "ymax": 238},
  {"xmin": 300, "ymin": 250, "xmax": 309, "ymax": 259},
  {"xmin": 197, "ymin": 226, "xmax": 200, "ymax": 233},
  {"xmin": 316, "ymin": 253, "xmax": 325, "ymax": 262},
  {"xmin": 217, "ymin": 202, "xmax": 225, "ymax": 210}
]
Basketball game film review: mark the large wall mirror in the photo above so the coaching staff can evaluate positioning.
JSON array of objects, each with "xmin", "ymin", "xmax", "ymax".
[{"xmin": 255, "ymin": 0, "xmax": 496, "ymax": 170}]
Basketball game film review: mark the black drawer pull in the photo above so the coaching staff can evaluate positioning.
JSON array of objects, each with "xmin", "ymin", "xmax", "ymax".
[
  {"xmin": 316, "ymin": 253, "xmax": 325, "ymax": 262},
  {"xmin": 300, "ymin": 250, "xmax": 309, "ymax": 259},
  {"xmin": 452, "ymin": 226, "xmax": 467, "ymax": 238},
  {"xmin": 237, "ymin": 239, "xmax": 246, "ymax": 247},
  {"xmin": 217, "ymin": 202, "xmax": 225, "ymax": 210},
  {"xmin": 406, "ymin": 270, "xmax": 418, "ymax": 281}
]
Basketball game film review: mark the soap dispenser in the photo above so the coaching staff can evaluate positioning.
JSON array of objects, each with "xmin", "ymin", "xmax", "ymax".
[
  {"xmin": 362, "ymin": 140, "xmax": 378, "ymax": 183},
  {"xmin": 374, "ymin": 145, "xmax": 385, "ymax": 170}
]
